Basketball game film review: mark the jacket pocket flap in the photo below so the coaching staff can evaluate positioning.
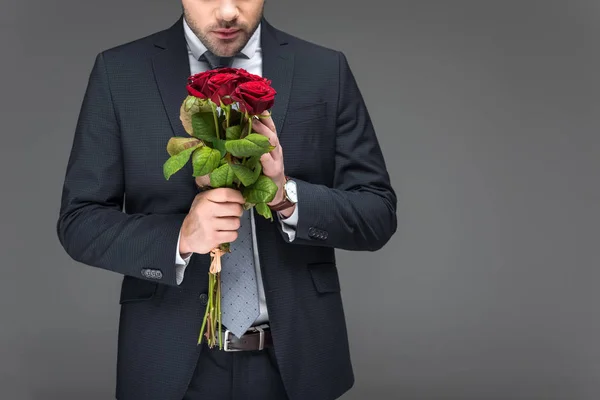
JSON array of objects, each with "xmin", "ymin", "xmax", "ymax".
[
  {"xmin": 308, "ymin": 262, "xmax": 341, "ymax": 293},
  {"xmin": 119, "ymin": 276, "xmax": 158, "ymax": 304}
]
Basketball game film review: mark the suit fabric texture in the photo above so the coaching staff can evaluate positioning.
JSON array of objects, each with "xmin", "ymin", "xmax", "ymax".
[{"xmin": 57, "ymin": 14, "xmax": 397, "ymax": 400}]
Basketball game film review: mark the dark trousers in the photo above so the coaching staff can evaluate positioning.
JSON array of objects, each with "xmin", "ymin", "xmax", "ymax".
[{"xmin": 182, "ymin": 342, "xmax": 289, "ymax": 400}]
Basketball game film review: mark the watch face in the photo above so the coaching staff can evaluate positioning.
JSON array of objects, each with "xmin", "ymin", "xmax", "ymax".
[{"xmin": 285, "ymin": 180, "xmax": 298, "ymax": 203}]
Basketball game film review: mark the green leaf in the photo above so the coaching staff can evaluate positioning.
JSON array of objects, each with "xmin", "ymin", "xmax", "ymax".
[
  {"xmin": 192, "ymin": 146, "xmax": 222, "ymax": 177},
  {"xmin": 192, "ymin": 112, "xmax": 218, "ymax": 142},
  {"xmin": 225, "ymin": 125, "xmax": 242, "ymax": 140},
  {"xmin": 225, "ymin": 133, "xmax": 275, "ymax": 157},
  {"xmin": 184, "ymin": 96, "xmax": 197, "ymax": 112},
  {"xmin": 230, "ymin": 163, "xmax": 259, "ymax": 186},
  {"xmin": 255, "ymin": 202, "xmax": 273, "ymax": 221},
  {"xmin": 209, "ymin": 163, "xmax": 235, "ymax": 188},
  {"xmin": 212, "ymin": 138, "xmax": 227, "ymax": 158},
  {"xmin": 184, "ymin": 95, "xmax": 211, "ymax": 113},
  {"xmin": 166, "ymin": 137, "xmax": 202, "ymax": 156},
  {"xmin": 163, "ymin": 145, "xmax": 198, "ymax": 180},
  {"xmin": 245, "ymin": 156, "xmax": 263, "ymax": 183},
  {"xmin": 243, "ymin": 175, "xmax": 278, "ymax": 204}
]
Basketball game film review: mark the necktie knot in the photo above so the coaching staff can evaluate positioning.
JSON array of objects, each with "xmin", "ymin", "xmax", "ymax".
[{"xmin": 199, "ymin": 50, "xmax": 249, "ymax": 70}]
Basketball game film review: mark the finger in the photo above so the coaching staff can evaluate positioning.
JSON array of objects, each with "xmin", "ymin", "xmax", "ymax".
[
  {"xmin": 252, "ymin": 119, "xmax": 279, "ymax": 147},
  {"xmin": 254, "ymin": 121, "xmax": 283, "ymax": 164},
  {"xmin": 270, "ymin": 137, "xmax": 283, "ymax": 162},
  {"xmin": 212, "ymin": 202, "xmax": 244, "ymax": 218},
  {"xmin": 195, "ymin": 174, "xmax": 211, "ymax": 188},
  {"xmin": 215, "ymin": 230, "xmax": 239, "ymax": 244},
  {"xmin": 206, "ymin": 188, "xmax": 245, "ymax": 204},
  {"xmin": 259, "ymin": 111, "xmax": 276, "ymax": 132},
  {"xmin": 260, "ymin": 152, "xmax": 284, "ymax": 178},
  {"xmin": 253, "ymin": 117, "xmax": 283, "ymax": 162},
  {"xmin": 213, "ymin": 216, "xmax": 242, "ymax": 231},
  {"xmin": 260, "ymin": 152, "xmax": 275, "ymax": 171}
]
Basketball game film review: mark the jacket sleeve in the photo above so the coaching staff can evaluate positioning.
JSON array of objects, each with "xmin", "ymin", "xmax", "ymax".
[
  {"xmin": 276, "ymin": 51, "xmax": 397, "ymax": 251},
  {"xmin": 56, "ymin": 52, "xmax": 187, "ymax": 287}
]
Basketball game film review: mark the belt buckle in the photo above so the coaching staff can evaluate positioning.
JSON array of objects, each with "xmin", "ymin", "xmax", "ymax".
[
  {"xmin": 223, "ymin": 324, "xmax": 269, "ymax": 352},
  {"xmin": 247, "ymin": 324, "xmax": 267, "ymax": 351},
  {"xmin": 223, "ymin": 329, "xmax": 243, "ymax": 352}
]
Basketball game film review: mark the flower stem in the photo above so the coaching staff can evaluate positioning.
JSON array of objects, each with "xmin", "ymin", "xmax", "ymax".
[
  {"xmin": 247, "ymin": 112, "xmax": 252, "ymax": 138},
  {"xmin": 210, "ymin": 274, "xmax": 217, "ymax": 347},
  {"xmin": 210, "ymin": 101, "xmax": 220, "ymax": 140},
  {"xmin": 235, "ymin": 112, "xmax": 252, "ymax": 191},
  {"xmin": 199, "ymin": 269, "xmax": 215, "ymax": 345},
  {"xmin": 198, "ymin": 289, "xmax": 210, "ymax": 344}
]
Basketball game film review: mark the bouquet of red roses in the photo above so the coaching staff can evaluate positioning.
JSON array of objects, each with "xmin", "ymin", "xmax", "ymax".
[{"xmin": 163, "ymin": 68, "xmax": 278, "ymax": 347}]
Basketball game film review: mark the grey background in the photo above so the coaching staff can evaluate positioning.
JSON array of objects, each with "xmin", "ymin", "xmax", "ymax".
[{"xmin": 2, "ymin": 1, "xmax": 599, "ymax": 399}]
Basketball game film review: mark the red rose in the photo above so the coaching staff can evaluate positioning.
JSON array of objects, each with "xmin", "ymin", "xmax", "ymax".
[
  {"xmin": 186, "ymin": 68, "xmax": 274, "ymax": 108},
  {"xmin": 235, "ymin": 69, "xmax": 271, "ymax": 85},
  {"xmin": 211, "ymin": 67, "xmax": 239, "ymax": 75},
  {"xmin": 187, "ymin": 70, "xmax": 215, "ymax": 99},
  {"xmin": 231, "ymin": 81, "xmax": 277, "ymax": 115},
  {"xmin": 207, "ymin": 73, "xmax": 241, "ymax": 105}
]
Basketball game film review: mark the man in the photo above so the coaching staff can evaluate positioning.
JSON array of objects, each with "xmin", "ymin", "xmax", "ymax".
[{"xmin": 56, "ymin": 1, "xmax": 397, "ymax": 399}]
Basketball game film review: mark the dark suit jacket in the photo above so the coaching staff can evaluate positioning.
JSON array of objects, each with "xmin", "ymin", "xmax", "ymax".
[{"xmin": 57, "ymin": 15, "xmax": 397, "ymax": 400}]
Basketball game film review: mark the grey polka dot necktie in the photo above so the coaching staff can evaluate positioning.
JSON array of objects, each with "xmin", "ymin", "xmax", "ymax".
[{"xmin": 220, "ymin": 209, "xmax": 260, "ymax": 338}]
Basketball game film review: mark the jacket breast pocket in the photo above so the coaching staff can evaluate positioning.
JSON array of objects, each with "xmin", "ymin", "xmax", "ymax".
[
  {"xmin": 283, "ymin": 102, "xmax": 327, "ymax": 127},
  {"xmin": 279, "ymin": 101, "xmax": 333, "ymax": 178},
  {"xmin": 119, "ymin": 275, "xmax": 158, "ymax": 304},
  {"xmin": 307, "ymin": 262, "xmax": 341, "ymax": 293}
]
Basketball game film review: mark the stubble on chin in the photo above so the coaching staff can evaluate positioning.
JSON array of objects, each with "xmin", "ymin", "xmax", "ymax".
[{"xmin": 183, "ymin": 9, "xmax": 262, "ymax": 57}]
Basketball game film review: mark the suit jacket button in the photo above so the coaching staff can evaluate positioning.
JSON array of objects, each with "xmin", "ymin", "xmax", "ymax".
[{"xmin": 199, "ymin": 293, "xmax": 208, "ymax": 305}]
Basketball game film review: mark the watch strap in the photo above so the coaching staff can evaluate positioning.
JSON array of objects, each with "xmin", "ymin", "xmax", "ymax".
[
  {"xmin": 269, "ymin": 198, "xmax": 294, "ymax": 211},
  {"xmin": 269, "ymin": 176, "xmax": 294, "ymax": 211}
]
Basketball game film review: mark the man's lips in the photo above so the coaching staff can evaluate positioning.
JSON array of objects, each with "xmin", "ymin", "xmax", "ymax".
[{"xmin": 213, "ymin": 29, "xmax": 240, "ymax": 39}]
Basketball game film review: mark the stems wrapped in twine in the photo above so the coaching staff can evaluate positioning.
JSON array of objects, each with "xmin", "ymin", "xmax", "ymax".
[
  {"xmin": 198, "ymin": 246, "xmax": 227, "ymax": 348},
  {"xmin": 209, "ymin": 247, "xmax": 225, "ymax": 274}
]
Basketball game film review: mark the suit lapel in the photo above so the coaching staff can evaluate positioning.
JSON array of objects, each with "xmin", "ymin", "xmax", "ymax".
[
  {"xmin": 260, "ymin": 18, "xmax": 294, "ymax": 137},
  {"xmin": 152, "ymin": 16, "xmax": 191, "ymax": 140},
  {"xmin": 253, "ymin": 19, "xmax": 295, "ymax": 293}
]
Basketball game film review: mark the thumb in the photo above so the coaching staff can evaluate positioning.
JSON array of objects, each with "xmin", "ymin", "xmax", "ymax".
[
  {"xmin": 260, "ymin": 152, "xmax": 276, "ymax": 174},
  {"xmin": 195, "ymin": 174, "xmax": 211, "ymax": 188}
]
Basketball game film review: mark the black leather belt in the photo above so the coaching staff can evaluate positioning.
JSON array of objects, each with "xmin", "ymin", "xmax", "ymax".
[{"xmin": 220, "ymin": 324, "xmax": 273, "ymax": 352}]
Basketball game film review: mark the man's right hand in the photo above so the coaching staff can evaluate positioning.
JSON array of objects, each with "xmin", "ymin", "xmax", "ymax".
[{"xmin": 179, "ymin": 187, "xmax": 246, "ymax": 255}]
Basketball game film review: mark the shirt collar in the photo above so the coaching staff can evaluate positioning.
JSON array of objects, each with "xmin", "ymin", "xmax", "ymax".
[{"xmin": 183, "ymin": 17, "xmax": 261, "ymax": 60}]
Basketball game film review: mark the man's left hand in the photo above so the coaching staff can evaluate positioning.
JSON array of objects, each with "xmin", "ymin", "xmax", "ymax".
[
  {"xmin": 251, "ymin": 112, "xmax": 292, "ymax": 214},
  {"xmin": 194, "ymin": 111, "xmax": 294, "ymax": 217}
]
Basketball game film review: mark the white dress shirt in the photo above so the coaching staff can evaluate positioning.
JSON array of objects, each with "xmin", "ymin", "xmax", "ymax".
[{"xmin": 173, "ymin": 17, "xmax": 299, "ymax": 326}]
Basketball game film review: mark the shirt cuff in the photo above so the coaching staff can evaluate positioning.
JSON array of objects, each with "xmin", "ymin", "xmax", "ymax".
[
  {"xmin": 175, "ymin": 228, "xmax": 192, "ymax": 285},
  {"xmin": 277, "ymin": 204, "xmax": 298, "ymax": 241}
]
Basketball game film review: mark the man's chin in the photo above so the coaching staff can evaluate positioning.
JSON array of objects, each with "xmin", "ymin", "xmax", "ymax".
[
  {"xmin": 210, "ymin": 43, "xmax": 244, "ymax": 57},
  {"xmin": 207, "ymin": 33, "xmax": 250, "ymax": 57}
]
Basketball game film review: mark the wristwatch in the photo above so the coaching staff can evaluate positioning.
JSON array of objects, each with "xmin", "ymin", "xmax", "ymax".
[{"xmin": 269, "ymin": 177, "xmax": 298, "ymax": 211}]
